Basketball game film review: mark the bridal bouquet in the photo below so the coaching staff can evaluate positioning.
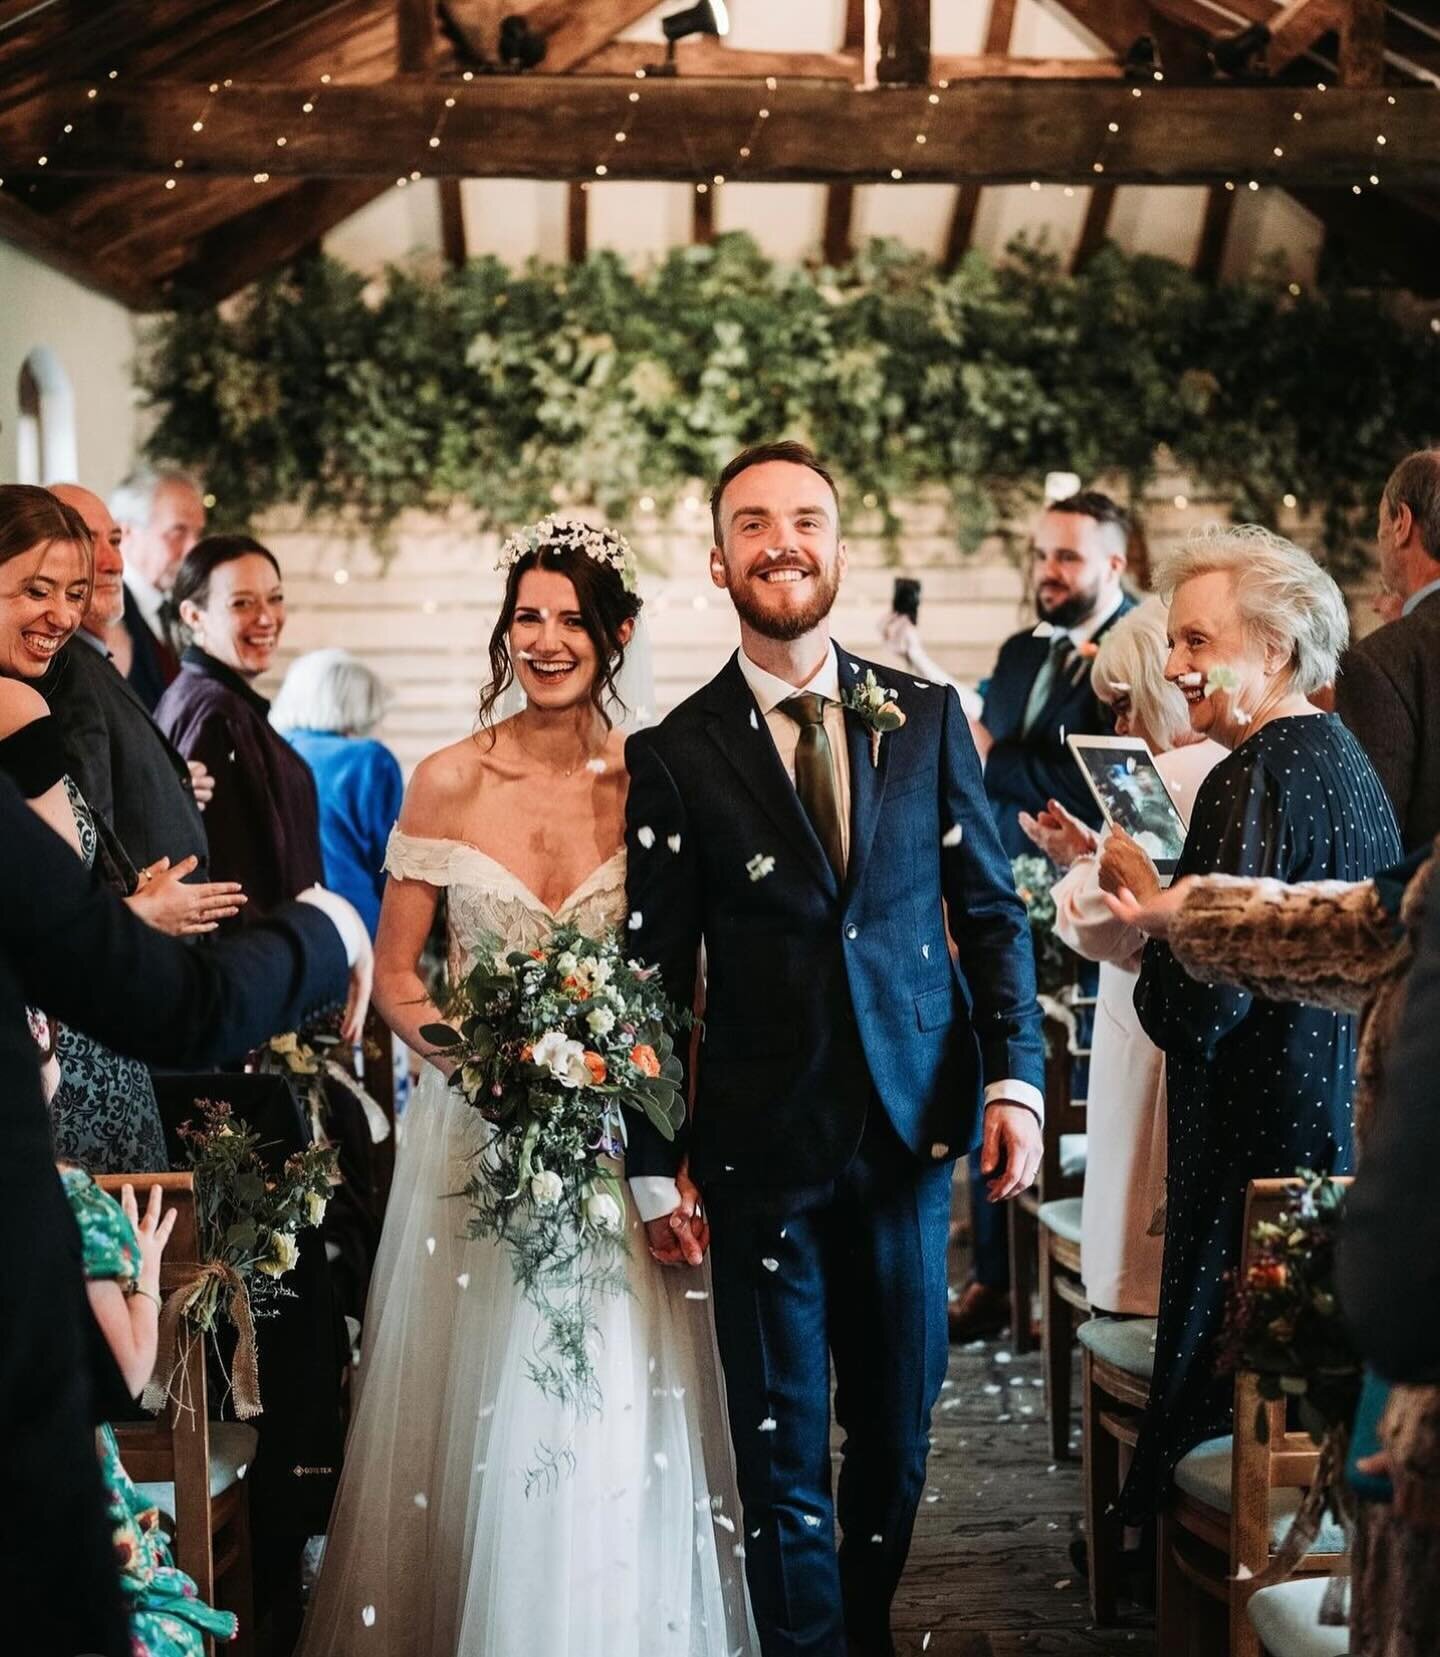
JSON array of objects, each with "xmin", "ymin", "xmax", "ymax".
[{"xmin": 421, "ymin": 925, "xmax": 688, "ymax": 1432}]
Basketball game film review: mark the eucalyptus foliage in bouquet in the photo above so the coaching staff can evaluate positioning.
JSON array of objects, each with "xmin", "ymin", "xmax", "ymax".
[
  {"xmin": 421, "ymin": 925, "xmax": 688, "ymax": 1423},
  {"xmin": 1010, "ymin": 852, "xmax": 1073, "ymax": 1000}
]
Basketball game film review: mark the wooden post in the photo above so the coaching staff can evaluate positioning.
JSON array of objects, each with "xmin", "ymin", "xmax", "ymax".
[
  {"xmin": 823, "ymin": 183, "xmax": 855, "ymax": 266},
  {"xmin": 396, "ymin": 0, "xmax": 436, "ymax": 72},
  {"xmin": 877, "ymin": 0, "xmax": 929, "ymax": 85},
  {"xmin": 1071, "ymin": 182, "xmax": 1117, "ymax": 270},
  {"xmin": 438, "ymin": 177, "xmax": 467, "ymax": 268},
  {"xmin": 1193, "ymin": 184, "xmax": 1236, "ymax": 281},
  {"xmin": 692, "ymin": 182, "xmax": 715, "ymax": 245},
  {"xmin": 566, "ymin": 180, "xmax": 588, "ymax": 261},
  {"xmin": 1339, "ymin": 0, "xmax": 1385, "ymax": 87},
  {"xmin": 943, "ymin": 0, "xmax": 1016, "ymax": 270}
]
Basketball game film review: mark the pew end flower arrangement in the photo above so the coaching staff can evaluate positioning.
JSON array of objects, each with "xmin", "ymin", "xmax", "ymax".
[
  {"xmin": 147, "ymin": 1099, "xmax": 338, "ymax": 1420},
  {"xmin": 1217, "ymin": 1170, "xmax": 1360, "ymax": 1616},
  {"xmin": 254, "ymin": 1012, "xmax": 392, "ymax": 1148},
  {"xmin": 419, "ymin": 924, "xmax": 688, "ymax": 1469}
]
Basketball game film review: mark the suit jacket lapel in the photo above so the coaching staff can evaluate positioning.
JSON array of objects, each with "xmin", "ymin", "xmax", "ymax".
[
  {"xmin": 839, "ymin": 650, "xmax": 891, "ymax": 905},
  {"xmin": 703, "ymin": 655, "xmax": 839, "ymax": 897}
]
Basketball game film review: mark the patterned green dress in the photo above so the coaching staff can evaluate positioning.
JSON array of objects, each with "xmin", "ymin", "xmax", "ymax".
[{"xmin": 62, "ymin": 1167, "xmax": 237, "ymax": 1655}]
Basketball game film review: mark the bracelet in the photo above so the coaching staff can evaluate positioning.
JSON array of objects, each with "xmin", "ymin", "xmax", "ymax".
[{"xmin": 128, "ymin": 1285, "xmax": 162, "ymax": 1312}]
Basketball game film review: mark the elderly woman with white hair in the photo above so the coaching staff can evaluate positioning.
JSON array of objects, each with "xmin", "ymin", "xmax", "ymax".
[
  {"xmin": 271, "ymin": 648, "xmax": 402, "ymax": 939},
  {"xmin": 1021, "ymin": 599, "xmax": 1226, "ymax": 1319},
  {"xmin": 1092, "ymin": 527, "xmax": 1401, "ymax": 1521}
]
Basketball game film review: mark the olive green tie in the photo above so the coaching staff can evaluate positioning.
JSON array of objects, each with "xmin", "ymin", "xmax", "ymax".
[{"xmin": 778, "ymin": 693, "xmax": 845, "ymax": 880}]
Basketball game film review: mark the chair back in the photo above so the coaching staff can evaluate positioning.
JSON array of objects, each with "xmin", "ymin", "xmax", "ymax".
[
  {"xmin": 94, "ymin": 1171, "xmax": 218, "ymax": 1603},
  {"xmin": 1229, "ymin": 1176, "xmax": 1353, "ymax": 1622},
  {"xmin": 1038, "ymin": 997, "xmax": 1089, "ymax": 1203}
]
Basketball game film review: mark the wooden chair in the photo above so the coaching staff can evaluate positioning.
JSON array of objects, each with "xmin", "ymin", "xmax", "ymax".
[
  {"xmin": 1078, "ymin": 1313, "xmax": 1158, "ymax": 1623},
  {"xmin": 1007, "ymin": 995, "xmax": 1089, "ymax": 1359},
  {"xmin": 1247, "ymin": 1577, "xmax": 1350, "ymax": 1657},
  {"xmin": 1157, "ymin": 1176, "xmax": 1351, "ymax": 1657},
  {"xmin": 97, "ymin": 1172, "xmax": 257, "ymax": 1657}
]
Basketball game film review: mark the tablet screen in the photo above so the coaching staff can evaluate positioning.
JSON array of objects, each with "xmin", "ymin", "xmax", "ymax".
[{"xmin": 1066, "ymin": 739, "xmax": 1187, "ymax": 871}]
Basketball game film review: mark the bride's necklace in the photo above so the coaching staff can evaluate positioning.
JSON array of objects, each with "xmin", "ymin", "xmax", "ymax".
[{"xmin": 510, "ymin": 722, "xmax": 603, "ymax": 778}]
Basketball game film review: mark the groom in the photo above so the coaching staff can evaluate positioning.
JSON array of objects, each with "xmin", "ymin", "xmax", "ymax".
[{"xmin": 624, "ymin": 441, "xmax": 1046, "ymax": 1657}]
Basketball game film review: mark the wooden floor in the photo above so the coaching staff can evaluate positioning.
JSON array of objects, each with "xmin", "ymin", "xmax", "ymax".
[{"xmin": 887, "ymin": 1329, "xmax": 1158, "ymax": 1657}]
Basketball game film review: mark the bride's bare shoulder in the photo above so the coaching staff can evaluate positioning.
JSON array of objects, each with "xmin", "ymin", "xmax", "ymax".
[{"xmin": 398, "ymin": 734, "xmax": 490, "ymax": 837}]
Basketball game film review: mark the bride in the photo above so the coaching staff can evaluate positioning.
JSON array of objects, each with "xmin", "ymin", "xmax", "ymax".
[{"xmin": 297, "ymin": 521, "xmax": 754, "ymax": 1657}]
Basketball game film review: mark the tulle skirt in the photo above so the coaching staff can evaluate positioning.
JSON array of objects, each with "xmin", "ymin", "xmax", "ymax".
[{"xmin": 296, "ymin": 1066, "xmax": 756, "ymax": 1657}]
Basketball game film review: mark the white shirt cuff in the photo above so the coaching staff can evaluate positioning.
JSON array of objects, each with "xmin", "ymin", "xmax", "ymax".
[
  {"xmin": 296, "ymin": 886, "xmax": 367, "ymax": 967},
  {"xmin": 629, "ymin": 1175, "xmax": 683, "ymax": 1224},
  {"xmin": 985, "ymin": 1079, "xmax": 1044, "ymax": 1123}
]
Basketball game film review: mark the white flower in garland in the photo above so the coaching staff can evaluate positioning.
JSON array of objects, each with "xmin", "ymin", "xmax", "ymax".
[{"xmin": 496, "ymin": 515, "xmax": 639, "ymax": 594}]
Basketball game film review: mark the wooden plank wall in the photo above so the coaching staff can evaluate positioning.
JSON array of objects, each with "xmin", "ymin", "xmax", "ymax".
[{"xmin": 258, "ymin": 479, "xmax": 1327, "ymax": 775}]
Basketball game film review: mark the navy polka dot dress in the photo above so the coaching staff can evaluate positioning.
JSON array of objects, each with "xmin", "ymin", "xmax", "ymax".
[{"xmin": 1121, "ymin": 713, "xmax": 1401, "ymax": 1518}]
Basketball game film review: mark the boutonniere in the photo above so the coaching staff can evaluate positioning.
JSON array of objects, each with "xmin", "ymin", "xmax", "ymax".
[
  {"xmin": 841, "ymin": 669, "xmax": 906, "ymax": 767},
  {"xmin": 1066, "ymin": 639, "xmax": 1099, "ymax": 685}
]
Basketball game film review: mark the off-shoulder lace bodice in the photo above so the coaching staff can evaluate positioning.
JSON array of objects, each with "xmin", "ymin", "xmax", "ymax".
[{"xmin": 384, "ymin": 829, "xmax": 628, "ymax": 973}]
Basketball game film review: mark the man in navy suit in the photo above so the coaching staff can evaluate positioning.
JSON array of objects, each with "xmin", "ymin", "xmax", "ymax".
[
  {"xmin": 624, "ymin": 442, "xmax": 1045, "ymax": 1656},
  {"xmin": 108, "ymin": 466, "xmax": 207, "ymax": 711},
  {"xmin": 951, "ymin": 490, "xmax": 1135, "ymax": 1341}
]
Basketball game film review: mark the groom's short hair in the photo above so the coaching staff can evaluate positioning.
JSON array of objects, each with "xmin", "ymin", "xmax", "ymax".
[{"xmin": 710, "ymin": 441, "xmax": 840, "ymax": 546}]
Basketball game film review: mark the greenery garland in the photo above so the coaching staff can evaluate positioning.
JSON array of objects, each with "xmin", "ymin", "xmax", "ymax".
[{"xmin": 138, "ymin": 233, "xmax": 1440, "ymax": 576}]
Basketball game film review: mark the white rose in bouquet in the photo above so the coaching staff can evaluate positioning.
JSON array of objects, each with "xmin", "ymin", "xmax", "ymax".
[
  {"xmin": 531, "ymin": 1030, "xmax": 590, "ymax": 1089},
  {"xmin": 584, "ymin": 1191, "xmax": 623, "ymax": 1233},
  {"xmin": 586, "ymin": 1005, "xmax": 616, "ymax": 1037},
  {"xmin": 530, "ymin": 1169, "xmax": 565, "ymax": 1205},
  {"xmin": 304, "ymin": 1190, "xmax": 328, "ymax": 1227},
  {"xmin": 258, "ymin": 1230, "xmax": 300, "ymax": 1276},
  {"xmin": 554, "ymin": 950, "xmax": 579, "ymax": 976}
]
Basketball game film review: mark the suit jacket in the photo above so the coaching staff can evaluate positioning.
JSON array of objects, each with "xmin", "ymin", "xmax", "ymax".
[
  {"xmin": 1335, "ymin": 588, "xmax": 1440, "ymax": 852},
  {"xmin": 44, "ymin": 633, "xmax": 209, "ymax": 878},
  {"xmin": 981, "ymin": 593, "xmax": 1138, "ymax": 857},
  {"xmin": 1338, "ymin": 845, "xmax": 1440, "ymax": 1382},
  {"xmin": 121, "ymin": 581, "xmax": 177, "ymax": 713},
  {"xmin": 0, "ymin": 773, "xmax": 348, "ymax": 1657},
  {"xmin": 623, "ymin": 648, "xmax": 1046, "ymax": 1191}
]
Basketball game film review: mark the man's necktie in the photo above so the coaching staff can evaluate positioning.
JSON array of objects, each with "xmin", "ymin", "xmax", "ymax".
[
  {"xmin": 1022, "ymin": 633, "xmax": 1074, "ymax": 737},
  {"xmin": 778, "ymin": 693, "xmax": 845, "ymax": 880}
]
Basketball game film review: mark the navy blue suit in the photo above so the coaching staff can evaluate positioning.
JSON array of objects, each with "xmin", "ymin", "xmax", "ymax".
[
  {"xmin": 979, "ymin": 594, "xmax": 1137, "ymax": 859},
  {"xmin": 625, "ymin": 649, "xmax": 1044, "ymax": 1655},
  {"xmin": 121, "ymin": 582, "xmax": 178, "ymax": 713}
]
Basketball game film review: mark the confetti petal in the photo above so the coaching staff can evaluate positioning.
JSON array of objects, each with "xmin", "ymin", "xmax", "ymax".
[
  {"xmin": 456, "ymin": 1273, "xmax": 470, "ymax": 1289},
  {"xmin": 667, "ymin": 833, "xmax": 682, "ymax": 853},
  {"xmin": 684, "ymin": 1289, "xmax": 710, "ymax": 1301},
  {"xmin": 425, "ymin": 1237, "xmax": 436, "ymax": 1256},
  {"xmin": 413, "ymin": 1492, "xmax": 428, "ymax": 1509},
  {"xmin": 749, "ymin": 708, "xmax": 759, "ymax": 730},
  {"xmin": 361, "ymin": 1605, "xmax": 377, "ymax": 1627},
  {"xmin": 586, "ymin": 757, "xmax": 608, "ymax": 774},
  {"xmin": 758, "ymin": 1416, "xmax": 777, "ymax": 1432},
  {"xmin": 942, "ymin": 824, "xmax": 963, "ymax": 848},
  {"xmin": 637, "ymin": 826, "xmax": 656, "ymax": 849},
  {"xmin": 629, "ymin": 911, "xmax": 643, "ymax": 930},
  {"xmin": 654, "ymin": 1452, "xmax": 669, "ymax": 1471},
  {"xmin": 746, "ymin": 854, "xmax": 775, "ymax": 882},
  {"xmin": 761, "ymin": 1257, "xmax": 779, "ymax": 1272}
]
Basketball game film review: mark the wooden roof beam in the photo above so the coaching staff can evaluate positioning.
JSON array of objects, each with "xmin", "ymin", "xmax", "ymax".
[
  {"xmin": 10, "ymin": 79, "xmax": 1435, "ymax": 187},
  {"xmin": 878, "ymin": 0, "xmax": 930, "ymax": 84}
]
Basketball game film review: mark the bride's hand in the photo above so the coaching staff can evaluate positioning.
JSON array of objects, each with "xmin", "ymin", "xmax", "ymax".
[{"xmin": 645, "ymin": 1160, "xmax": 708, "ymax": 1267}]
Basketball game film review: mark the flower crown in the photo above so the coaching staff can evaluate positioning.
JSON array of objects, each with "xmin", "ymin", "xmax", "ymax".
[{"xmin": 496, "ymin": 516, "xmax": 638, "ymax": 594}]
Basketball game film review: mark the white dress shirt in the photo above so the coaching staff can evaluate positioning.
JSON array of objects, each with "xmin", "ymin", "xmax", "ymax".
[
  {"xmin": 124, "ymin": 570, "xmax": 167, "ymax": 641},
  {"xmin": 1403, "ymin": 574, "xmax": 1440, "ymax": 617},
  {"xmin": 1031, "ymin": 584, "xmax": 1127, "ymax": 649},
  {"xmin": 631, "ymin": 641, "xmax": 1042, "ymax": 1225}
]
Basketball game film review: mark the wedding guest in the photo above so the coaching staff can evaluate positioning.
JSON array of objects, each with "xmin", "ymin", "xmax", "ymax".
[
  {"xmin": 156, "ymin": 536, "xmax": 324, "ymax": 920},
  {"xmin": 43, "ymin": 483, "xmax": 213, "ymax": 879},
  {"xmin": 1336, "ymin": 448, "xmax": 1440, "ymax": 850},
  {"xmin": 953, "ymin": 490, "xmax": 1136, "ymax": 1340},
  {"xmin": 108, "ymin": 466, "xmax": 207, "ymax": 711},
  {"xmin": 271, "ymin": 649, "xmax": 403, "ymax": 939},
  {"xmin": 0, "ymin": 767, "xmax": 362, "ymax": 1657},
  {"xmin": 0, "ymin": 487, "xmax": 242, "ymax": 1171},
  {"xmin": 1097, "ymin": 525, "xmax": 1401, "ymax": 1519},
  {"xmin": 1021, "ymin": 600, "xmax": 1225, "ymax": 1316},
  {"xmin": 64, "ymin": 1169, "xmax": 237, "ymax": 1653}
]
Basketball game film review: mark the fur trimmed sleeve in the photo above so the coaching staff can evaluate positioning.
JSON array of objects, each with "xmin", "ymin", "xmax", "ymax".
[{"xmin": 1168, "ymin": 874, "xmax": 1405, "ymax": 1014}]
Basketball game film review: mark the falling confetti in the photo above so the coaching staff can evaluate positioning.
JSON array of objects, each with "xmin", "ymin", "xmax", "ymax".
[
  {"xmin": 870, "ymin": 1534, "xmax": 883, "ymax": 1544},
  {"xmin": 758, "ymin": 1417, "xmax": 778, "ymax": 1433},
  {"xmin": 714, "ymin": 1513, "xmax": 736, "ymax": 1532},
  {"xmin": 941, "ymin": 824, "xmax": 963, "ymax": 848},
  {"xmin": 1059, "ymin": 724, "xmax": 1066, "ymax": 744},
  {"xmin": 413, "ymin": 1492, "xmax": 428, "ymax": 1509},
  {"xmin": 848, "ymin": 660, "xmax": 860, "ymax": 674},
  {"xmin": 654, "ymin": 1452, "xmax": 669, "ymax": 1472},
  {"xmin": 1204, "ymin": 664, "xmax": 1241, "ymax": 697},
  {"xmin": 995, "ymin": 1350, "xmax": 1012, "ymax": 1364},
  {"xmin": 749, "ymin": 708, "xmax": 759, "ymax": 730},
  {"xmin": 456, "ymin": 1272, "xmax": 470, "ymax": 1289},
  {"xmin": 586, "ymin": 757, "xmax": 608, "ymax": 774},
  {"xmin": 667, "ymin": 833, "xmax": 682, "ymax": 853},
  {"xmin": 637, "ymin": 826, "xmax": 656, "ymax": 849},
  {"xmin": 361, "ymin": 1606, "xmax": 377, "ymax": 1627},
  {"xmin": 684, "ymin": 1289, "xmax": 710, "ymax": 1301},
  {"xmin": 761, "ymin": 1257, "xmax": 779, "ymax": 1272},
  {"xmin": 747, "ymin": 854, "xmax": 776, "ymax": 882},
  {"xmin": 912, "ymin": 680, "xmax": 930, "ymax": 689},
  {"xmin": 802, "ymin": 1514, "xmax": 822, "ymax": 1528},
  {"xmin": 923, "ymin": 1634, "xmax": 932, "ymax": 1651},
  {"xmin": 425, "ymin": 1237, "xmax": 436, "ymax": 1256},
  {"xmin": 629, "ymin": 911, "xmax": 643, "ymax": 930}
]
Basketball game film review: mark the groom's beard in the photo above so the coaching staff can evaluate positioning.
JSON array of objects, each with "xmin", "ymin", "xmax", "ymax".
[{"xmin": 727, "ymin": 560, "xmax": 843, "ymax": 642}]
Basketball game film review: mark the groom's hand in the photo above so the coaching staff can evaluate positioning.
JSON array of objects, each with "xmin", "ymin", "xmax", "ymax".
[
  {"xmin": 645, "ymin": 1163, "xmax": 709, "ymax": 1267},
  {"xmin": 980, "ymin": 1102, "xmax": 1043, "ymax": 1201}
]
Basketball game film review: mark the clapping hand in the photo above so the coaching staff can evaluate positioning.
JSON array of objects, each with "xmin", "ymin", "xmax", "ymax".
[
  {"xmin": 1101, "ymin": 874, "xmax": 1193, "ymax": 938},
  {"xmin": 1097, "ymin": 827, "xmax": 1162, "ymax": 905},
  {"xmin": 120, "ymin": 1181, "xmax": 177, "ymax": 1302},
  {"xmin": 1018, "ymin": 798, "xmax": 1098, "ymax": 870},
  {"xmin": 645, "ymin": 1160, "xmax": 710, "ymax": 1267},
  {"xmin": 127, "ymin": 856, "xmax": 247, "ymax": 935}
]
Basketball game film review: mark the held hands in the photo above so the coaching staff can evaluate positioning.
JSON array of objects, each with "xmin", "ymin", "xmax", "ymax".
[
  {"xmin": 127, "ymin": 856, "xmax": 247, "ymax": 935},
  {"xmin": 981, "ymin": 1102, "xmax": 1043, "ymax": 1202},
  {"xmin": 1097, "ymin": 827, "xmax": 1162, "ymax": 906},
  {"xmin": 120, "ymin": 1181, "xmax": 177, "ymax": 1300},
  {"xmin": 1099, "ymin": 874, "xmax": 1193, "ymax": 938},
  {"xmin": 1018, "ymin": 798, "xmax": 1099, "ymax": 870},
  {"xmin": 645, "ymin": 1159, "xmax": 710, "ymax": 1268},
  {"xmin": 187, "ymin": 760, "xmax": 215, "ymax": 810}
]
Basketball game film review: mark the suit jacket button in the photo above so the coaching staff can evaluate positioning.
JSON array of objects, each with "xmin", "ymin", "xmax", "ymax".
[{"xmin": 845, "ymin": 924, "xmax": 858, "ymax": 940}]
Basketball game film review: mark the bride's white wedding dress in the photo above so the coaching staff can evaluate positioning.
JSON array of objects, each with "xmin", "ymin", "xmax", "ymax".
[{"xmin": 297, "ymin": 832, "xmax": 755, "ymax": 1657}]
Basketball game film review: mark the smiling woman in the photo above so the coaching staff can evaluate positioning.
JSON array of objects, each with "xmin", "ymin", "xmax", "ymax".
[{"xmin": 154, "ymin": 535, "xmax": 325, "ymax": 920}]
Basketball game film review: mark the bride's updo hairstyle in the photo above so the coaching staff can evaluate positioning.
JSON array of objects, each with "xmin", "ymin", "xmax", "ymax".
[{"xmin": 478, "ymin": 518, "xmax": 643, "ymax": 731}]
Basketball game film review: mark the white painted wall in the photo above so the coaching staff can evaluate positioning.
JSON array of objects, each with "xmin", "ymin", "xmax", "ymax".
[{"xmin": 0, "ymin": 242, "xmax": 139, "ymax": 493}]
